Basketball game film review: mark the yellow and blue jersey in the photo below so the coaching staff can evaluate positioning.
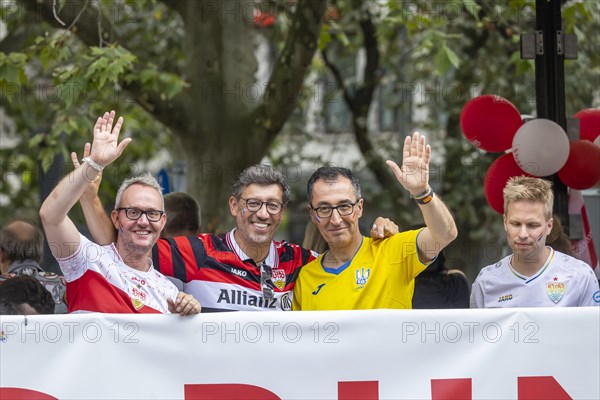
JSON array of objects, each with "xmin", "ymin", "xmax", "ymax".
[{"xmin": 292, "ymin": 229, "xmax": 428, "ymax": 310}]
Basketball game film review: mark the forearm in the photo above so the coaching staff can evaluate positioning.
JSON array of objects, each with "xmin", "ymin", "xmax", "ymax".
[
  {"xmin": 80, "ymin": 192, "xmax": 117, "ymax": 245},
  {"xmin": 416, "ymin": 193, "xmax": 458, "ymax": 259},
  {"xmin": 40, "ymin": 163, "xmax": 100, "ymax": 226},
  {"xmin": 40, "ymin": 163, "xmax": 100, "ymax": 258}
]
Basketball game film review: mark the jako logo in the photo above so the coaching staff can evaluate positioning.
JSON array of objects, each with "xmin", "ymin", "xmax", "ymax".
[
  {"xmin": 231, "ymin": 269, "xmax": 248, "ymax": 277},
  {"xmin": 498, "ymin": 294, "xmax": 513, "ymax": 303}
]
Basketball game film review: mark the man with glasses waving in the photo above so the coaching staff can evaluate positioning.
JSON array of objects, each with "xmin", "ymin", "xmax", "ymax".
[
  {"xmin": 293, "ymin": 132, "xmax": 458, "ymax": 310},
  {"xmin": 40, "ymin": 111, "xmax": 200, "ymax": 315}
]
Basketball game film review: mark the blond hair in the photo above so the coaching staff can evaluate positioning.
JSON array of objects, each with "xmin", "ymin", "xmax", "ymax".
[{"xmin": 503, "ymin": 176, "xmax": 553, "ymax": 220}]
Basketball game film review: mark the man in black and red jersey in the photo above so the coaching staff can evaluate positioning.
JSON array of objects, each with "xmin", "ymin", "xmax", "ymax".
[
  {"xmin": 155, "ymin": 165, "xmax": 313, "ymax": 311},
  {"xmin": 80, "ymin": 163, "xmax": 397, "ymax": 312}
]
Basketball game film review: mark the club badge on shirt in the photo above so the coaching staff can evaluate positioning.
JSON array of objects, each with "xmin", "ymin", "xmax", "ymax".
[
  {"xmin": 355, "ymin": 267, "xmax": 371, "ymax": 290},
  {"xmin": 272, "ymin": 268, "xmax": 286, "ymax": 290},
  {"xmin": 546, "ymin": 277, "xmax": 566, "ymax": 304}
]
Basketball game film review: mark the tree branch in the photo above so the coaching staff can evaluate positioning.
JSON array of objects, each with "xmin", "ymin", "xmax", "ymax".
[
  {"xmin": 20, "ymin": 0, "xmax": 118, "ymax": 45},
  {"xmin": 355, "ymin": 4, "xmax": 379, "ymax": 101},
  {"xmin": 321, "ymin": 48, "xmax": 355, "ymax": 111},
  {"xmin": 322, "ymin": 4, "xmax": 400, "ymax": 198},
  {"xmin": 251, "ymin": 0, "xmax": 327, "ymax": 150},
  {"xmin": 351, "ymin": 8, "xmax": 399, "ymax": 194},
  {"xmin": 18, "ymin": 0, "xmax": 188, "ymax": 134}
]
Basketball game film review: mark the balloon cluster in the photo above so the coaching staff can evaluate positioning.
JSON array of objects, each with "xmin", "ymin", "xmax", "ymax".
[{"xmin": 460, "ymin": 95, "xmax": 600, "ymax": 213}]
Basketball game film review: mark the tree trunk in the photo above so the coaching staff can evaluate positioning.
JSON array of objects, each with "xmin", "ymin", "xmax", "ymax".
[
  {"xmin": 19, "ymin": 0, "xmax": 326, "ymax": 232},
  {"xmin": 177, "ymin": 0, "xmax": 258, "ymax": 231}
]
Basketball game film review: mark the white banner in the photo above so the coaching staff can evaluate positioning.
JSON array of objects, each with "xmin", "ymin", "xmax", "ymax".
[{"xmin": 1, "ymin": 308, "xmax": 599, "ymax": 399}]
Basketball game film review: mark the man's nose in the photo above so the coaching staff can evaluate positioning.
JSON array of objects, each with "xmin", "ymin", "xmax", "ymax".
[
  {"xmin": 255, "ymin": 203, "xmax": 270, "ymax": 218},
  {"xmin": 518, "ymin": 225, "xmax": 528, "ymax": 237},
  {"xmin": 137, "ymin": 213, "xmax": 150, "ymax": 224},
  {"xmin": 329, "ymin": 208, "xmax": 343, "ymax": 224}
]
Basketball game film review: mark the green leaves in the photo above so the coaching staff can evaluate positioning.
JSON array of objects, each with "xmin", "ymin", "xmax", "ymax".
[
  {"xmin": 134, "ymin": 64, "xmax": 187, "ymax": 100},
  {"xmin": 318, "ymin": 24, "xmax": 332, "ymax": 52},
  {"xmin": 84, "ymin": 46, "xmax": 136, "ymax": 88},
  {"xmin": 434, "ymin": 44, "xmax": 461, "ymax": 76},
  {"xmin": 0, "ymin": 52, "xmax": 30, "ymax": 101}
]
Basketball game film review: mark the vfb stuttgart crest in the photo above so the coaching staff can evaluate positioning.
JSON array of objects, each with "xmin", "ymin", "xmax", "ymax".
[
  {"xmin": 272, "ymin": 269, "xmax": 286, "ymax": 290},
  {"xmin": 546, "ymin": 281, "xmax": 566, "ymax": 304}
]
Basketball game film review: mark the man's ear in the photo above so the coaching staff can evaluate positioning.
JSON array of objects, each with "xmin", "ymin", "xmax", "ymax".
[
  {"xmin": 503, "ymin": 214, "xmax": 508, "ymax": 232},
  {"xmin": 357, "ymin": 198, "xmax": 364, "ymax": 218},
  {"xmin": 546, "ymin": 217, "xmax": 554, "ymax": 235},
  {"xmin": 229, "ymin": 196, "xmax": 239, "ymax": 217},
  {"xmin": 111, "ymin": 210, "xmax": 120, "ymax": 230}
]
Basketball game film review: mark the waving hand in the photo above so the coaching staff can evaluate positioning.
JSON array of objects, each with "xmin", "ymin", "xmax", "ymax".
[
  {"xmin": 89, "ymin": 110, "xmax": 131, "ymax": 168},
  {"xmin": 386, "ymin": 132, "xmax": 430, "ymax": 196}
]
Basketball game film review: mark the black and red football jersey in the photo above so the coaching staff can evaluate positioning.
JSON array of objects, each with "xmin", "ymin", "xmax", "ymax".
[{"xmin": 152, "ymin": 230, "xmax": 316, "ymax": 312}]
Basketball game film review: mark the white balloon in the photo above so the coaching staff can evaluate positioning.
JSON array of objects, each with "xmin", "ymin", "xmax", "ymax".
[{"xmin": 511, "ymin": 119, "xmax": 570, "ymax": 177}]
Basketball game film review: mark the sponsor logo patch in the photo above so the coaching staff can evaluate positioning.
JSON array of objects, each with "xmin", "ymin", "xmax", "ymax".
[{"xmin": 498, "ymin": 294, "xmax": 513, "ymax": 303}]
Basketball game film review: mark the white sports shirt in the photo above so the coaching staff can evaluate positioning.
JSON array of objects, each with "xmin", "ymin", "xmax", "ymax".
[{"xmin": 471, "ymin": 247, "xmax": 600, "ymax": 308}]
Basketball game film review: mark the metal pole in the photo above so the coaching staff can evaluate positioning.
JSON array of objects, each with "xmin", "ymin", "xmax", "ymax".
[{"xmin": 534, "ymin": 0, "xmax": 569, "ymax": 230}]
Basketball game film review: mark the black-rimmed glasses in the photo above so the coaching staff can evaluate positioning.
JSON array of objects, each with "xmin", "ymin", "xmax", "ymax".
[
  {"xmin": 260, "ymin": 263, "xmax": 275, "ymax": 300},
  {"xmin": 116, "ymin": 207, "xmax": 164, "ymax": 222},
  {"xmin": 310, "ymin": 200, "xmax": 360, "ymax": 219},
  {"xmin": 240, "ymin": 197, "xmax": 284, "ymax": 215}
]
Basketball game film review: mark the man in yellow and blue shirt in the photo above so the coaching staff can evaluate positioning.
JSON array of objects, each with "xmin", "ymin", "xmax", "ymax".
[{"xmin": 293, "ymin": 132, "xmax": 458, "ymax": 310}]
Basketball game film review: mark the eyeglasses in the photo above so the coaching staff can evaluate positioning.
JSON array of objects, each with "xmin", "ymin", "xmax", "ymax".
[
  {"xmin": 116, "ymin": 208, "xmax": 164, "ymax": 222},
  {"xmin": 260, "ymin": 263, "xmax": 274, "ymax": 300},
  {"xmin": 240, "ymin": 197, "xmax": 284, "ymax": 215},
  {"xmin": 310, "ymin": 200, "xmax": 361, "ymax": 219}
]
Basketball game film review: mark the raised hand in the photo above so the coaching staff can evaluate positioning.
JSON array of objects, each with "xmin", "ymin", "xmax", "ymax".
[
  {"xmin": 88, "ymin": 111, "xmax": 131, "ymax": 168},
  {"xmin": 386, "ymin": 132, "xmax": 430, "ymax": 195}
]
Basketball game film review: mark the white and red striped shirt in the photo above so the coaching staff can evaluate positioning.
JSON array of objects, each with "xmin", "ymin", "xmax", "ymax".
[{"xmin": 58, "ymin": 234, "xmax": 179, "ymax": 313}]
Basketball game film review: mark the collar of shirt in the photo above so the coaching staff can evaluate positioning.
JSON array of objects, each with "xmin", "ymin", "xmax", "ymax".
[{"xmin": 225, "ymin": 228, "xmax": 279, "ymax": 269}]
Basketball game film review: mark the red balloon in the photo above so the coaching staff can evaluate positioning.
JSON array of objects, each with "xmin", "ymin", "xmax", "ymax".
[
  {"xmin": 484, "ymin": 153, "xmax": 531, "ymax": 214},
  {"xmin": 558, "ymin": 140, "xmax": 600, "ymax": 190},
  {"xmin": 573, "ymin": 108, "xmax": 600, "ymax": 142},
  {"xmin": 461, "ymin": 95, "xmax": 522, "ymax": 152}
]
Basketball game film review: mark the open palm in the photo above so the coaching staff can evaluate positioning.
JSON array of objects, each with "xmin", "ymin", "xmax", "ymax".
[
  {"xmin": 89, "ymin": 110, "xmax": 131, "ymax": 167},
  {"xmin": 386, "ymin": 132, "xmax": 430, "ymax": 195}
]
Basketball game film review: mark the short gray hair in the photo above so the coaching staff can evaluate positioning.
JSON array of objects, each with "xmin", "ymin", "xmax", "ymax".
[
  {"xmin": 114, "ymin": 173, "xmax": 164, "ymax": 210},
  {"xmin": 232, "ymin": 164, "xmax": 291, "ymax": 205}
]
